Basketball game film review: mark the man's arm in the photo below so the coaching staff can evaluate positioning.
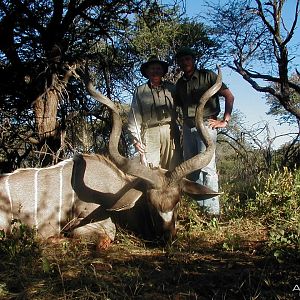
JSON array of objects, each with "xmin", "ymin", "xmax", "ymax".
[
  {"xmin": 220, "ymin": 88, "xmax": 234, "ymax": 124},
  {"xmin": 208, "ymin": 88, "xmax": 235, "ymax": 129}
]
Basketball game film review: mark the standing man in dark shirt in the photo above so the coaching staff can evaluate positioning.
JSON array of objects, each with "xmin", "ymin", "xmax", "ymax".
[{"xmin": 175, "ymin": 47, "xmax": 235, "ymax": 215}]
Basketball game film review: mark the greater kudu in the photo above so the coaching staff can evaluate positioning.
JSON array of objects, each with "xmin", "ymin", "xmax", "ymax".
[{"xmin": 0, "ymin": 66, "xmax": 222, "ymax": 247}]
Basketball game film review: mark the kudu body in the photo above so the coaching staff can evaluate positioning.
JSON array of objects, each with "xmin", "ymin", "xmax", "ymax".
[
  {"xmin": 0, "ymin": 154, "xmax": 161, "ymax": 243},
  {"xmin": 0, "ymin": 66, "xmax": 222, "ymax": 245}
]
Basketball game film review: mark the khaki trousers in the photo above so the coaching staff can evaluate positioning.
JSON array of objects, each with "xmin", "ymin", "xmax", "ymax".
[{"xmin": 143, "ymin": 124, "xmax": 181, "ymax": 171}]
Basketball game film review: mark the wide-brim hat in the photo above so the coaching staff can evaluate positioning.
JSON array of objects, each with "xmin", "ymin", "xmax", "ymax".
[{"xmin": 140, "ymin": 56, "xmax": 169, "ymax": 78}]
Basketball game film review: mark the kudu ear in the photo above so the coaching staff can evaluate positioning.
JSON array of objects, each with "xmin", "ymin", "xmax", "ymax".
[
  {"xmin": 180, "ymin": 178, "xmax": 221, "ymax": 200},
  {"xmin": 107, "ymin": 188, "xmax": 143, "ymax": 211}
]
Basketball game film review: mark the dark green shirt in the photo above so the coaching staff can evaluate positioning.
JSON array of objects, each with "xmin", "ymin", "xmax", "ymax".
[{"xmin": 175, "ymin": 68, "xmax": 228, "ymax": 119}]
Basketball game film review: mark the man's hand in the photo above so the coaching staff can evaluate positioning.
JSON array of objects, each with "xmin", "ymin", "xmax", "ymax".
[
  {"xmin": 208, "ymin": 118, "xmax": 229, "ymax": 129},
  {"xmin": 134, "ymin": 141, "xmax": 146, "ymax": 154},
  {"xmin": 133, "ymin": 141, "xmax": 147, "ymax": 166}
]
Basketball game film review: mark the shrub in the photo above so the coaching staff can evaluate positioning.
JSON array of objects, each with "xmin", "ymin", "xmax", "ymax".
[
  {"xmin": 247, "ymin": 167, "xmax": 300, "ymax": 261},
  {"xmin": 0, "ymin": 219, "xmax": 40, "ymax": 262}
]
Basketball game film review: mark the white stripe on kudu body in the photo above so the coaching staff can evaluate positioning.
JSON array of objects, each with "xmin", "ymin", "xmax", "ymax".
[
  {"xmin": 4, "ymin": 175, "xmax": 13, "ymax": 220},
  {"xmin": 59, "ymin": 163, "xmax": 64, "ymax": 232},
  {"xmin": 34, "ymin": 169, "xmax": 40, "ymax": 228}
]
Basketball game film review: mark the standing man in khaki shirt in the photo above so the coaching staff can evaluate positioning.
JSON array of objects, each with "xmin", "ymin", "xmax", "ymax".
[{"xmin": 128, "ymin": 56, "xmax": 181, "ymax": 170}]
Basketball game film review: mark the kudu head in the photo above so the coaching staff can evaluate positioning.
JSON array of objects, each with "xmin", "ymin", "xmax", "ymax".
[{"xmin": 84, "ymin": 63, "xmax": 222, "ymax": 243}]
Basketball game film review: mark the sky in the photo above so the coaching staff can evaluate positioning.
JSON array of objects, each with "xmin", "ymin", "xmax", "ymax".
[{"xmin": 182, "ymin": 0, "xmax": 300, "ymax": 149}]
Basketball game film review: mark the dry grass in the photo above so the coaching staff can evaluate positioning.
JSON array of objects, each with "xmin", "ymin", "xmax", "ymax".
[{"xmin": 0, "ymin": 199, "xmax": 299, "ymax": 300}]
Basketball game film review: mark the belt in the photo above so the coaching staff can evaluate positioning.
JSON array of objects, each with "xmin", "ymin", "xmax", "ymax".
[
  {"xmin": 144, "ymin": 121, "xmax": 171, "ymax": 129},
  {"xmin": 184, "ymin": 115, "xmax": 217, "ymax": 128}
]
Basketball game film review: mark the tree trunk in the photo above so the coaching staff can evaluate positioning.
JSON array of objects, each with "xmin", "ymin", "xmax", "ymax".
[
  {"xmin": 35, "ymin": 90, "xmax": 58, "ymax": 137},
  {"xmin": 34, "ymin": 88, "xmax": 60, "ymax": 166}
]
